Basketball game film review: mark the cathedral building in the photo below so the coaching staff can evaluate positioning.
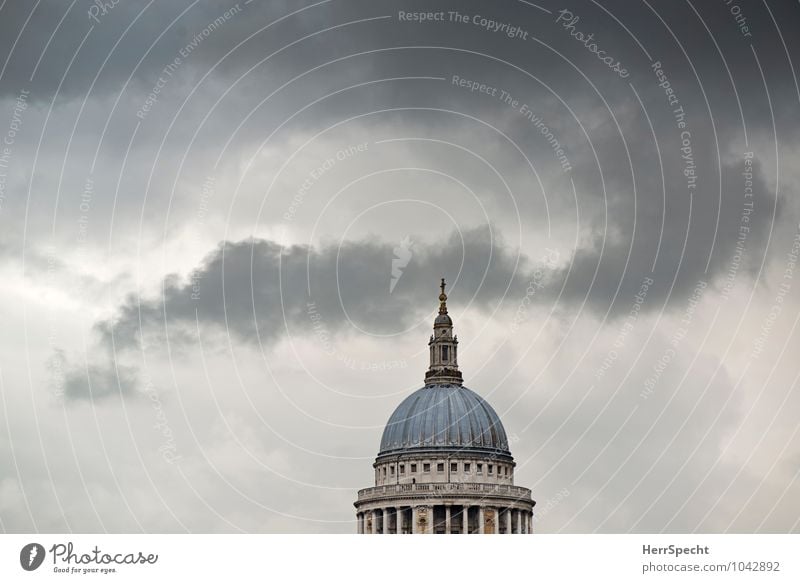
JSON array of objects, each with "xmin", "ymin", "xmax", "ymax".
[{"xmin": 354, "ymin": 280, "xmax": 535, "ymax": 533}]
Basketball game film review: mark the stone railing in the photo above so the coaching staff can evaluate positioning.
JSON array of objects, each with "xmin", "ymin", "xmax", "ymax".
[{"xmin": 357, "ymin": 482, "xmax": 531, "ymax": 502}]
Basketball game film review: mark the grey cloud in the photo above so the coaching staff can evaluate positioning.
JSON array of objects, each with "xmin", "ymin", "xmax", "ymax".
[
  {"xmin": 97, "ymin": 225, "xmax": 527, "ymax": 352},
  {"xmin": 3, "ymin": 0, "xmax": 800, "ymax": 534},
  {"xmin": 3, "ymin": 0, "xmax": 798, "ymax": 134},
  {"xmin": 64, "ymin": 361, "xmax": 138, "ymax": 401},
  {"xmin": 543, "ymin": 151, "xmax": 781, "ymax": 315},
  {"xmin": 2, "ymin": 0, "xmax": 796, "ymax": 270},
  {"xmin": 97, "ymin": 152, "xmax": 779, "ymax": 358},
  {"xmin": 49, "ymin": 348, "xmax": 138, "ymax": 401}
]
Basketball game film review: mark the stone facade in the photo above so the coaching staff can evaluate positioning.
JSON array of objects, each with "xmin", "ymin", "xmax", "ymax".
[
  {"xmin": 355, "ymin": 482, "xmax": 534, "ymax": 534},
  {"xmin": 373, "ymin": 454, "xmax": 515, "ymax": 486}
]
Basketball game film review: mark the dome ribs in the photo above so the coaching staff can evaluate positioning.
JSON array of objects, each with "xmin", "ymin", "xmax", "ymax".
[{"xmin": 377, "ymin": 384, "xmax": 511, "ymax": 458}]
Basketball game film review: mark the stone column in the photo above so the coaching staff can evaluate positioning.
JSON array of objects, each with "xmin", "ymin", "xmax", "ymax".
[
  {"xmin": 357, "ymin": 512, "xmax": 363, "ymax": 534},
  {"xmin": 369, "ymin": 510, "xmax": 375, "ymax": 534},
  {"xmin": 516, "ymin": 509, "xmax": 522, "ymax": 534},
  {"xmin": 462, "ymin": 506, "xmax": 469, "ymax": 534},
  {"xmin": 398, "ymin": 506, "xmax": 405, "ymax": 534},
  {"xmin": 445, "ymin": 505, "xmax": 451, "ymax": 534},
  {"xmin": 505, "ymin": 508, "xmax": 512, "ymax": 534},
  {"xmin": 478, "ymin": 506, "xmax": 485, "ymax": 534},
  {"xmin": 385, "ymin": 507, "xmax": 393, "ymax": 534},
  {"xmin": 411, "ymin": 506, "xmax": 418, "ymax": 534}
]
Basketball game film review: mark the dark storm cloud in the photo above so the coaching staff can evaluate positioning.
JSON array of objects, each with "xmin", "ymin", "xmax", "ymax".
[
  {"xmin": 5, "ymin": 0, "xmax": 792, "ymax": 253},
  {"xmin": 96, "ymin": 225, "xmax": 526, "ymax": 352},
  {"xmin": 8, "ymin": 0, "xmax": 794, "ymax": 402},
  {"xmin": 0, "ymin": 0, "xmax": 270, "ymax": 100},
  {"xmin": 3, "ymin": 0, "xmax": 797, "ymax": 129},
  {"xmin": 96, "ymin": 146, "xmax": 779, "ymax": 358},
  {"xmin": 2, "ymin": 0, "xmax": 795, "ymax": 256},
  {"xmin": 545, "ymin": 134, "xmax": 781, "ymax": 314}
]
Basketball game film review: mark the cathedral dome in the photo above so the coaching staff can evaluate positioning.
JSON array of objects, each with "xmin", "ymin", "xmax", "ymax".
[
  {"xmin": 377, "ymin": 383, "xmax": 510, "ymax": 459},
  {"xmin": 355, "ymin": 278, "xmax": 534, "ymax": 535}
]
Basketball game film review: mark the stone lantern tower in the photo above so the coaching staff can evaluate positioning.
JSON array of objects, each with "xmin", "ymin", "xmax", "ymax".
[{"xmin": 354, "ymin": 280, "xmax": 535, "ymax": 534}]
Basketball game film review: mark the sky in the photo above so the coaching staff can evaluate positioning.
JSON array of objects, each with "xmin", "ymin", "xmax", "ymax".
[{"xmin": 1, "ymin": 0, "xmax": 799, "ymax": 533}]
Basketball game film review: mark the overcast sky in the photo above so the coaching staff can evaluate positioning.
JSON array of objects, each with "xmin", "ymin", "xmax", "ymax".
[{"xmin": 1, "ymin": 0, "xmax": 799, "ymax": 533}]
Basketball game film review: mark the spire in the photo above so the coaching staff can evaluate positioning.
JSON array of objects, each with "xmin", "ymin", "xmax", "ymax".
[{"xmin": 425, "ymin": 277, "xmax": 463, "ymax": 386}]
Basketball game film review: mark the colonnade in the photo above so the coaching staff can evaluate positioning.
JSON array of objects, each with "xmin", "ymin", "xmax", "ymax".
[{"xmin": 357, "ymin": 504, "xmax": 532, "ymax": 534}]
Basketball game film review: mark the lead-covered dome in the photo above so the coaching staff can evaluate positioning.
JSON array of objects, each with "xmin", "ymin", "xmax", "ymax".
[{"xmin": 378, "ymin": 383, "xmax": 510, "ymax": 458}]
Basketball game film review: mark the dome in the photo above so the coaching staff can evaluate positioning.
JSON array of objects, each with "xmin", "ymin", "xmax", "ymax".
[
  {"xmin": 378, "ymin": 384, "xmax": 510, "ymax": 458},
  {"xmin": 434, "ymin": 313, "xmax": 452, "ymax": 326}
]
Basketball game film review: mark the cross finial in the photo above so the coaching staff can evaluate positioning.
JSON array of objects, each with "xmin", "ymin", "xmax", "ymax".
[{"xmin": 438, "ymin": 278, "xmax": 448, "ymax": 313}]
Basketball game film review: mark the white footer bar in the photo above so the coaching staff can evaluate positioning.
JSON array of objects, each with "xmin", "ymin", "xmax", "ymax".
[{"xmin": 1, "ymin": 534, "xmax": 797, "ymax": 582}]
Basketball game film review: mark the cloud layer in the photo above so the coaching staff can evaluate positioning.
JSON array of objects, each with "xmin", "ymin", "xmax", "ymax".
[{"xmin": 2, "ymin": 0, "xmax": 800, "ymax": 534}]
